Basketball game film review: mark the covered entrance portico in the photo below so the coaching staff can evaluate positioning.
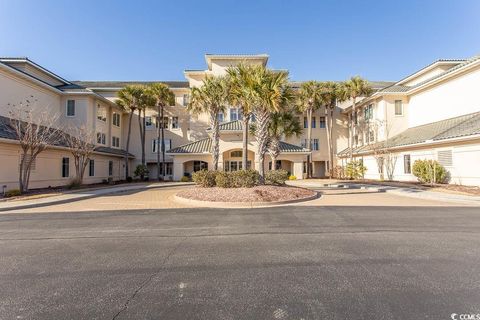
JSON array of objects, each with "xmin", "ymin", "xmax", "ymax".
[{"xmin": 222, "ymin": 149, "xmax": 255, "ymax": 171}]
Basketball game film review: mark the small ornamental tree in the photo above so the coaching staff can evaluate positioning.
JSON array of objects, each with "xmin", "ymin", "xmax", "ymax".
[
  {"xmin": 64, "ymin": 125, "xmax": 97, "ymax": 185},
  {"xmin": 5, "ymin": 97, "xmax": 61, "ymax": 193}
]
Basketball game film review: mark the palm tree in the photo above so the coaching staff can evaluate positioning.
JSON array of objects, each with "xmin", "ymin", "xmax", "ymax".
[
  {"xmin": 188, "ymin": 76, "xmax": 228, "ymax": 170},
  {"xmin": 226, "ymin": 63, "xmax": 258, "ymax": 170},
  {"xmin": 116, "ymin": 85, "xmax": 144, "ymax": 178},
  {"xmin": 267, "ymin": 111, "xmax": 302, "ymax": 170},
  {"xmin": 253, "ymin": 67, "xmax": 293, "ymax": 181},
  {"xmin": 344, "ymin": 76, "xmax": 372, "ymax": 159},
  {"xmin": 137, "ymin": 88, "xmax": 156, "ymax": 174},
  {"xmin": 147, "ymin": 83, "xmax": 175, "ymax": 181},
  {"xmin": 296, "ymin": 81, "xmax": 323, "ymax": 178},
  {"xmin": 318, "ymin": 81, "xmax": 346, "ymax": 177}
]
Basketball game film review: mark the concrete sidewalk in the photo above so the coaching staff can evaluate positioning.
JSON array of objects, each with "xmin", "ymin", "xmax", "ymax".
[
  {"xmin": 0, "ymin": 182, "xmax": 193, "ymax": 212},
  {"xmin": 287, "ymin": 180, "xmax": 480, "ymax": 206}
]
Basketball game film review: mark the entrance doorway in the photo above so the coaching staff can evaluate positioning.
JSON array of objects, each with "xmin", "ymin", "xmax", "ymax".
[{"xmin": 224, "ymin": 160, "xmax": 252, "ymax": 171}]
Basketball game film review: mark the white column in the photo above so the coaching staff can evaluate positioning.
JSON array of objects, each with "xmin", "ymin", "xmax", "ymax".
[{"xmin": 173, "ymin": 160, "xmax": 183, "ymax": 181}]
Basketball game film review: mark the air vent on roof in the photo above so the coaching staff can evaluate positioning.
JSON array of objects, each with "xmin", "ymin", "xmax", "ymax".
[{"xmin": 437, "ymin": 150, "xmax": 453, "ymax": 167}]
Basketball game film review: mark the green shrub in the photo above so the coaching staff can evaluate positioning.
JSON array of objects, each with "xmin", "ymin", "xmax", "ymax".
[
  {"xmin": 4, "ymin": 189, "xmax": 21, "ymax": 198},
  {"xmin": 192, "ymin": 170, "xmax": 217, "ymax": 187},
  {"xmin": 288, "ymin": 175, "xmax": 297, "ymax": 180},
  {"xmin": 265, "ymin": 169, "xmax": 289, "ymax": 185},
  {"xmin": 231, "ymin": 169, "xmax": 259, "ymax": 188},
  {"xmin": 412, "ymin": 159, "xmax": 448, "ymax": 184},
  {"xmin": 180, "ymin": 176, "xmax": 190, "ymax": 182},
  {"xmin": 126, "ymin": 176, "xmax": 133, "ymax": 183},
  {"xmin": 215, "ymin": 171, "xmax": 232, "ymax": 188},
  {"xmin": 67, "ymin": 179, "xmax": 82, "ymax": 190},
  {"xmin": 345, "ymin": 161, "xmax": 367, "ymax": 180},
  {"xmin": 134, "ymin": 164, "xmax": 149, "ymax": 178}
]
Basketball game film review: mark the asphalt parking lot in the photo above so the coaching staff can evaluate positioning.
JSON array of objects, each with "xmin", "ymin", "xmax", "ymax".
[{"xmin": 1, "ymin": 192, "xmax": 479, "ymax": 319}]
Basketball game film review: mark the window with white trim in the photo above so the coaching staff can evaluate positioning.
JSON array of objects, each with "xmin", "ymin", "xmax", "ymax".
[
  {"xmin": 152, "ymin": 139, "xmax": 172, "ymax": 153},
  {"xmin": 319, "ymin": 117, "xmax": 326, "ymax": 128},
  {"xmin": 89, "ymin": 159, "xmax": 95, "ymax": 177},
  {"xmin": 404, "ymin": 154, "xmax": 411, "ymax": 174},
  {"xmin": 97, "ymin": 105, "xmax": 106, "ymax": 122},
  {"xmin": 229, "ymin": 108, "xmax": 242, "ymax": 121},
  {"xmin": 66, "ymin": 100, "xmax": 75, "ymax": 117},
  {"xmin": 112, "ymin": 113, "xmax": 121, "ymax": 127},
  {"xmin": 62, "ymin": 157, "xmax": 70, "ymax": 177},
  {"xmin": 171, "ymin": 117, "xmax": 179, "ymax": 129},
  {"xmin": 145, "ymin": 116, "xmax": 153, "ymax": 127},
  {"xmin": 108, "ymin": 161, "xmax": 113, "ymax": 176},
  {"xmin": 395, "ymin": 100, "xmax": 403, "ymax": 116},
  {"xmin": 97, "ymin": 132, "xmax": 106, "ymax": 145},
  {"xmin": 112, "ymin": 136, "xmax": 120, "ymax": 148},
  {"xmin": 183, "ymin": 94, "xmax": 189, "ymax": 106},
  {"xmin": 312, "ymin": 139, "xmax": 319, "ymax": 151}
]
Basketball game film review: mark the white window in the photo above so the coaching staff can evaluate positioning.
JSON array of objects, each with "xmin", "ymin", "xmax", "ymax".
[
  {"xmin": 395, "ymin": 100, "xmax": 403, "ymax": 116},
  {"xmin": 182, "ymin": 94, "xmax": 189, "ymax": 106},
  {"xmin": 89, "ymin": 159, "xmax": 95, "ymax": 177},
  {"xmin": 152, "ymin": 139, "xmax": 172, "ymax": 153},
  {"xmin": 66, "ymin": 100, "xmax": 75, "ymax": 117},
  {"xmin": 145, "ymin": 116, "xmax": 153, "ymax": 127},
  {"xmin": 229, "ymin": 108, "xmax": 243, "ymax": 121},
  {"xmin": 97, "ymin": 105, "xmax": 106, "ymax": 122},
  {"xmin": 112, "ymin": 136, "xmax": 120, "ymax": 148},
  {"xmin": 97, "ymin": 132, "xmax": 106, "ymax": 145},
  {"xmin": 156, "ymin": 116, "xmax": 169, "ymax": 129},
  {"xmin": 364, "ymin": 104, "xmax": 373, "ymax": 120},
  {"xmin": 218, "ymin": 112, "xmax": 224, "ymax": 122},
  {"xmin": 312, "ymin": 139, "xmax": 319, "ymax": 151},
  {"xmin": 171, "ymin": 117, "xmax": 179, "ymax": 129},
  {"xmin": 404, "ymin": 154, "xmax": 411, "ymax": 174},
  {"xmin": 112, "ymin": 113, "xmax": 121, "ymax": 127},
  {"xmin": 319, "ymin": 117, "xmax": 326, "ymax": 128}
]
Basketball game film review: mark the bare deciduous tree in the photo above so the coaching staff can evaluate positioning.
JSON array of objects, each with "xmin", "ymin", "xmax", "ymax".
[
  {"xmin": 5, "ymin": 97, "xmax": 61, "ymax": 193},
  {"xmin": 369, "ymin": 120, "xmax": 398, "ymax": 181},
  {"xmin": 64, "ymin": 125, "xmax": 97, "ymax": 185}
]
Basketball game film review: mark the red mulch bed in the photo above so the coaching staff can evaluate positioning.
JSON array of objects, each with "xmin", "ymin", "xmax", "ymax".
[{"xmin": 177, "ymin": 185, "xmax": 316, "ymax": 203}]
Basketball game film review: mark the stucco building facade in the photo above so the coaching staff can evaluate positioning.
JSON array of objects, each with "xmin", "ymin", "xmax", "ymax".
[{"xmin": 0, "ymin": 53, "xmax": 479, "ymax": 190}]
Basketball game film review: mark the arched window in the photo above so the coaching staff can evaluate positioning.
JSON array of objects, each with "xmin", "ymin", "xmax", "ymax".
[{"xmin": 230, "ymin": 151, "xmax": 242, "ymax": 158}]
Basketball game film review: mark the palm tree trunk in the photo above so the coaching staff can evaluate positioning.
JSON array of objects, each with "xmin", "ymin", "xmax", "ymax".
[
  {"xmin": 242, "ymin": 114, "xmax": 250, "ymax": 170},
  {"xmin": 268, "ymin": 137, "xmax": 280, "ymax": 171},
  {"xmin": 161, "ymin": 104, "xmax": 166, "ymax": 180},
  {"xmin": 211, "ymin": 113, "xmax": 220, "ymax": 171},
  {"xmin": 255, "ymin": 109, "xmax": 270, "ymax": 183},
  {"xmin": 306, "ymin": 108, "xmax": 313, "ymax": 178},
  {"xmin": 349, "ymin": 98, "xmax": 356, "ymax": 160},
  {"xmin": 125, "ymin": 110, "xmax": 134, "ymax": 178},
  {"xmin": 329, "ymin": 108, "xmax": 335, "ymax": 177},
  {"xmin": 156, "ymin": 104, "xmax": 161, "ymax": 181}
]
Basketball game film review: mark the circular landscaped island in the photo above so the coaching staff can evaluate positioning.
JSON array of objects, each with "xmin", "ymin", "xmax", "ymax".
[
  {"xmin": 175, "ymin": 169, "xmax": 318, "ymax": 206},
  {"xmin": 176, "ymin": 185, "xmax": 317, "ymax": 204}
]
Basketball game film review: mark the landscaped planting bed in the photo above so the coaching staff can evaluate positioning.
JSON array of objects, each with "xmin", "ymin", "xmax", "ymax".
[{"xmin": 177, "ymin": 185, "xmax": 316, "ymax": 203}]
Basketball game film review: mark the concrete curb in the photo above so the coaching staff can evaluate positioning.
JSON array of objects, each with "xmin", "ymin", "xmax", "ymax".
[
  {"xmin": 0, "ymin": 182, "xmax": 194, "ymax": 213},
  {"xmin": 173, "ymin": 191, "xmax": 320, "ymax": 208}
]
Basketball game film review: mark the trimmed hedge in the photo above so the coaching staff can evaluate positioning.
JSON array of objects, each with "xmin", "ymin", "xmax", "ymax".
[
  {"xmin": 412, "ymin": 159, "xmax": 448, "ymax": 184},
  {"xmin": 265, "ymin": 169, "xmax": 289, "ymax": 185},
  {"xmin": 192, "ymin": 169, "xmax": 260, "ymax": 188},
  {"xmin": 192, "ymin": 170, "xmax": 217, "ymax": 187}
]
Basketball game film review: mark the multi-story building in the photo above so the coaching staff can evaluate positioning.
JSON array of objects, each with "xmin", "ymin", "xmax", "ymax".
[
  {"xmin": 0, "ymin": 53, "xmax": 479, "ymax": 191},
  {"xmin": 338, "ymin": 55, "xmax": 480, "ymax": 185}
]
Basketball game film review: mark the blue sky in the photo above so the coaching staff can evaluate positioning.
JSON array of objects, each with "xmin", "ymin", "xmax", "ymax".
[{"xmin": 1, "ymin": 0, "xmax": 479, "ymax": 82}]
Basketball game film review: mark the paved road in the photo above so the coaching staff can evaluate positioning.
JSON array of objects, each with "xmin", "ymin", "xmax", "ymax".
[{"xmin": 1, "ymin": 204, "xmax": 479, "ymax": 319}]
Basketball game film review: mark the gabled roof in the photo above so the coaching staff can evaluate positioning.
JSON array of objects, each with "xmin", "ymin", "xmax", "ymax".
[
  {"xmin": 71, "ymin": 81, "xmax": 190, "ymax": 89},
  {"xmin": 0, "ymin": 57, "xmax": 70, "ymax": 85},
  {"xmin": 338, "ymin": 111, "xmax": 480, "ymax": 156},
  {"xmin": 166, "ymin": 137, "xmax": 309, "ymax": 154}
]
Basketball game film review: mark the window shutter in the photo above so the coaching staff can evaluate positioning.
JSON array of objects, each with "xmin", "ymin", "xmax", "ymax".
[{"xmin": 437, "ymin": 150, "xmax": 453, "ymax": 167}]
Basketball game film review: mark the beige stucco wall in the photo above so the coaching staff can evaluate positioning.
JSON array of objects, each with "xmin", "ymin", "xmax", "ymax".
[
  {"xmin": 408, "ymin": 64, "xmax": 480, "ymax": 127},
  {"xmin": 0, "ymin": 140, "xmax": 128, "ymax": 191}
]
